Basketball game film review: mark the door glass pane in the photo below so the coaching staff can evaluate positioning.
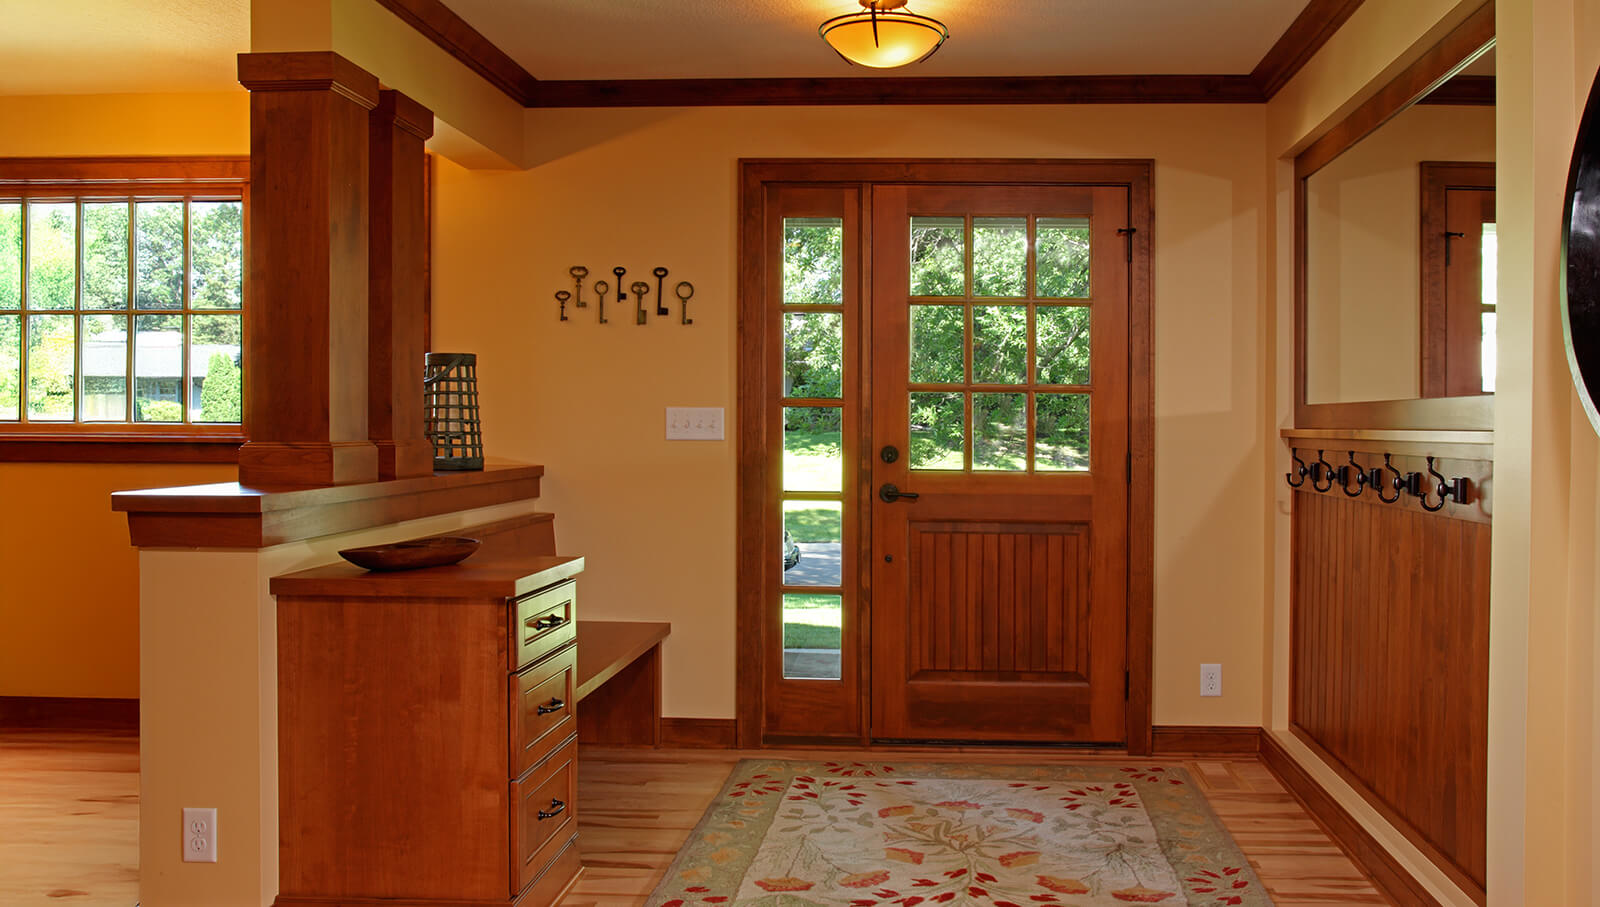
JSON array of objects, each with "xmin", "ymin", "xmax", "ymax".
[
  {"xmin": 784, "ymin": 406, "xmax": 842, "ymax": 492},
  {"xmin": 973, "ymin": 217, "xmax": 1027, "ymax": 297},
  {"xmin": 910, "ymin": 304, "xmax": 964, "ymax": 383},
  {"xmin": 910, "ymin": 391, "xmax": 964, "ymax": 470},
  {"xmin": 972, "ymin": 305, "xmax": 1027, "ymax": 384},
  {"xmin": 1036, "ymin": 306, "xmax": 1091, "ymax": 385},
  {"xmin": 910, "ymin": 216, "xmax": 964, "ymax": 296},
  {"xmin": 1036, "ymin": 393, "xmax": 1090, "ymax": 471},
  {"xmin": 974, "ymin": 392, "xmax": 1027, "ymax": 471},
  {"xmin": 81, "ymin": 314, "xmax": 127, "ymax": 421},
  {"xmin": 1482, "ymin": 223, "xmax": 1497, "ymax": 393},
  {"xmin": 783, "ymin": 217, "xmax": 844, "ymax": 306},
  {"xmin": 1037, "ymin": 217, "xmax": 1090, "ymax": 298},
  {"xmin": 136, "ymin": 201, "xmax": 185, "ymax": 310},
  {"xmin": 0, "ymin": 203, "xmax": 20, "ymax": 310},
  {"xmin": 191, "ymin": 313, "xmax": 241, "ymax": 423},
  {"xmin": 190, "ymin": 201, "xmax": 243, "ymax": 309},
  {"xmin": 782, "ymin": 593, "xmax": 841, "ymax": 680},
  {"xmin": 784, "ymin": 311, "xmax": 843, "ymax": 399},
  {"xmin": 82, "ymin": 202, "xmax": 130, "ymax": 310},
  {"xmin": 134, "ymin": 313, "xmax": 183, "ymax": 422},
  {"xmin": 0, "ymin": 314, "xmax": 18, "ymax": 419},
  {"xmin": 28, "ymin": 202, "xmax": 75, "ymax": 311},
  {"xmin": 782, "ymin": 500, "xmax": 842, "ymax": 588},
  {"xmin": 27, "ymin": 313, "xmax": 75, "ymax": 420}
]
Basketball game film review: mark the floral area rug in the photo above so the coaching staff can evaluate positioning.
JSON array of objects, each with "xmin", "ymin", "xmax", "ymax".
[{"xmin": 647, "ymin": 760, "xmax": 1273, "ymax": 907}]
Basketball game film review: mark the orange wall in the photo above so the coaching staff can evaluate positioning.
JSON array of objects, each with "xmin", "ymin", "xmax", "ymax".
[
  {"xmin": 433, "ymin": 104, "xmax": 1272, "ymax": 726},
  {"xmin": 0, "ymin": 91, "xmax": 247, "ymax": 699}
]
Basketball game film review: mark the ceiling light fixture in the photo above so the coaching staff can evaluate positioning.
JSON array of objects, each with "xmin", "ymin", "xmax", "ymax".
[{"xmin": 819, "ymin": 0, "xmax": 949, "ymax": 70}]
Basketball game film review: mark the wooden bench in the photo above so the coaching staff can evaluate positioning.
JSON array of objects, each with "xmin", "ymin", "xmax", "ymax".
[{"xmin": 574, "ymin": 620, "xmax": 670, "ymax": 746}]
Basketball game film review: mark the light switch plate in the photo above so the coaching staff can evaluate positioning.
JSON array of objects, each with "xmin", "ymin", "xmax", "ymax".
[{"xmin": 666, "ymin": 407, "xmax": 725, "ymax": 441}]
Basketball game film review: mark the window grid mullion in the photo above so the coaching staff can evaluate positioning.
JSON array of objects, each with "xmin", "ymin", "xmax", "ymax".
[
  {"xmin": 182, "ymin": 198, "xmax": 192, "ymax": 424},
  {"xmin": 18, "ymin": 202, "xmax": 28, "ymax": 424}
]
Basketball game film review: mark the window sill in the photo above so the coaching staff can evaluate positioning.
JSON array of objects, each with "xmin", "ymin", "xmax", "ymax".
[{"xmin": 0, "ymin": 432, "xmax": 243, "ymax": 464}]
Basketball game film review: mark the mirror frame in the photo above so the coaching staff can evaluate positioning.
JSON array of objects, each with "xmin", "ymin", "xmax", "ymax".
[{"xmin": 1294, "ymin": 1, "xmax": 1496, "ymax": 430}]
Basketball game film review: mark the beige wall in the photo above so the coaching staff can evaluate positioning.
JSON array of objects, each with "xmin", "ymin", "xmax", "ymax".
[
  {"xmin": 0, "ymin": 92, "xmax": 247, "ymax": 700},
  {"xmin": 1304, "ymin": 103, "xmax": 1496, "ymax": 404},
  {"xmin": 432, "ymin": 103, "xmax": 1272, "ymax": 727}
]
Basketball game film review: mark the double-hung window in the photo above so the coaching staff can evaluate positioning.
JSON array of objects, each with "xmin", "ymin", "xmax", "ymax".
[{"xmin": 0, "ymin": 158, "xmax": 248, "ymax": 458}]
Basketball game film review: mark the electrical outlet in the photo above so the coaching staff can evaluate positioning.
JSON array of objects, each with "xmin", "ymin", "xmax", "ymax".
[
  {"xmin": 1200, "ymin": 663, "xmax": 1222, "ymax": 698},
  {"xmin": 182, "ymin": 807, "xmax": 217, "ymax": 863},
  {"xmin": 665, "ymin": 406, "xmax": 725, "ymax": 441}
]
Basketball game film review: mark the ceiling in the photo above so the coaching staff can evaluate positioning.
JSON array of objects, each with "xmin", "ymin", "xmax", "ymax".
[
  {"xmin": 0, "ymin": 0, "xmax": 248, "ymax": 95},
  {"xmin": 442, "ymin": 0, "xmax": 1317, "ymax": 81}
]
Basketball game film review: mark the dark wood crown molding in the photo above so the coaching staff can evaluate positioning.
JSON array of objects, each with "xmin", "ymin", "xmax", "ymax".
[
  {"xmin": 372, "ymin": 0, "xmax": 541, "ymax": 105},
  {"xmin": 382, "ymin": 0, "xmax": 1370, "ymax": 108}
]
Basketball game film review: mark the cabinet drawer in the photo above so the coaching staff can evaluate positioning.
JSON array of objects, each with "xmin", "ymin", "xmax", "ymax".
[
  {"xmin": 511, "ymin": 645, "xmax": 576, "ymax": 778},
  {"xmin": 511, "ymin": 736, "xmax": 578, "ymax": 895},
  {"xmin": 512, "ymin": 580, "xmax": 576, "ymax": 671}
]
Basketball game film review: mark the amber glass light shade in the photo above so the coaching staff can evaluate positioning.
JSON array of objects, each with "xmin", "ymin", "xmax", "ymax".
[{"xmin": 819, "ymin": 2, "xmax": 949, "ymax": 69}]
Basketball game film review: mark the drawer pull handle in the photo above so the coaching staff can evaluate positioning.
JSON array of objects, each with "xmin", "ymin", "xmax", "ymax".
[
  {"xmin": 529, "ymin": 614, "xmax": 567, "ymax": 632},
  {"xmin": 536, "ymin": 698, "xmax": 565, "ymax": 715},
  {"xmin": 537, "ymin": 798, "xmax": 566, "ymax": 820}
]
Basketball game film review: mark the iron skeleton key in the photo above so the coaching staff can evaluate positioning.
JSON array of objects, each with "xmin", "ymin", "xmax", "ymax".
[
  {"xmin": 631, "ymin": 281, "xmax": 650, "ymax": 325},
  {"xmin": 555, "ymin": 290, "xmax": 571, "ymax": 322},
  {"xmin": 594, "ymin": 280, "xmax": 610, "ymax": 324},
  {"xmin": 569, "ymin": 266, "xmax": 589, "ymax": 307},
  {"xmin": 676, "ymin": 281, "xmax": 695, "ymax": 325},
  {"xmin": 653, "ymin": 267, "xmax": 669, "ymax": 315},
  {"xmin": 613, "ymin": 266, "xmax": 627, "ymax": 304}
]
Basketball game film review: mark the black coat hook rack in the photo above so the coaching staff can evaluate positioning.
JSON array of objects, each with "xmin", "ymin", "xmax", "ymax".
[{"xmin": 1286, "ymin": 447, "xmax": 1472, "ymax": 510}]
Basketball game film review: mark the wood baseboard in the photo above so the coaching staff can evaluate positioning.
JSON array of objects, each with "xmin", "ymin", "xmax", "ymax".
[
  {"xmin": 1150, "ymin": 725, "xmax": 1262, "ymax": 755},
  {"xmin": 1259, "ymin": 731, "xmax": 1443, "ymax": 907},
  {"xmin": 0, "ymin": 696, "xmax": 138, "ymax": 731},
  {"xmin": 661, "ymin": 717, "xmax": 736, "ymax": 748}
]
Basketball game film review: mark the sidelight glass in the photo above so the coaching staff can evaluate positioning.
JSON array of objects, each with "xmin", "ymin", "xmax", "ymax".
[
  {"xmin": 82, "ymin": 202, "xmax": 130, "ymax": 310},
  {"xmin": 973, "ymin": 392, "xmax": 1027, "ymax": 471},
  {"xmin": 909, "ymin": 304, "xmax": 964, "ymax": 384},
  {"xmin": 782, "ymin": 500, "xmax": 842, "ymax": 588},
  {"xmin": 782, "ymin": 593, "xmax": 842, "ymax": 680},
  {"xmin": 1037, "ymin": 217, "xmax": 1091, "ymax": 298},
  {"xmin": 81, "ymin": 314, "xmax": 127, "ymax": 421},
  {"xmin": 784, "ymin": 311, "xmax": 843, "ymax": 399},
  {"xmin": 1036, "ymin": 306, "xmax": 1091, "ymax": 385},
  {"xmin": 910, "ymin": 216, "xmax": 964, "ymax": 296},
  {"xmin": 1035, "ymin": 393, "xmax": 1090, "ymax": 471},
  {"xmin": 0, "ymin": 314, "xmax": 18, "ymax": 420},
  {"xmin": 973, "ymin": 217, "xmax": 1027, "ymax": 297},
  {"xmin": 1481, "ymin": 223, "xmax": 1498, "ymax": 393},
  {"xmin": 136, "ymin": 201, "xmax": 185, "ymax": 310},
  {"xmin": 28, "ymin": 202, "xmax": 75, "ymax": 310},
  {"xmin": 972, "ymin": 305, "xmax": 1027, "ymax": 384},
  {"xmin": 0, "ymin": 203, "xmax": 19, "ymax": 310},
  {"xmin": 26, "ymin": 314, "xmax": 75, "ymax": 419},
  {"xmin": 783, "ymin": 217, "xmax": 844, "ymax": 306},
  {"xmin": 784, "ymin": 406, "xmax": 842, "ymax": 492},
  {"xmin": 909, "ymin": 391, "xmax": 964, "ymax": 470}
]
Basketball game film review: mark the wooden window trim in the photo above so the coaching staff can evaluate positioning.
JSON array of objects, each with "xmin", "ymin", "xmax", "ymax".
[{"xmin": 0, "ymin": 157, "xmax": 248, "ymax": 463}]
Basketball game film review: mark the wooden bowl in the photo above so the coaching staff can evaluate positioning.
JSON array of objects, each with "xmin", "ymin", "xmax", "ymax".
[{"xmin": 338, "ymin": 536, "xmax": 481, "ymax": 571}]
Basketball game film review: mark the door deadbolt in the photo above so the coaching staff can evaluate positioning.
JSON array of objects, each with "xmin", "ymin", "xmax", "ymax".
[{"xmin": 880, "ymin": 445, "xmax": 899, "ymax": 463}]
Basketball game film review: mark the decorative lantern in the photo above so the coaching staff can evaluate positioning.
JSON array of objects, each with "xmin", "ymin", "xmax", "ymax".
[{"xmin": 423, "ymin": 352, "xmax": 484, "ymax": 471}]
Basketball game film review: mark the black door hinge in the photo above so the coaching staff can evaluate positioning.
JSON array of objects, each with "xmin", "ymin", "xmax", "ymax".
[{"xmin": 1116, "ymin": 226, "xmax": 1137, "ymax": 262}]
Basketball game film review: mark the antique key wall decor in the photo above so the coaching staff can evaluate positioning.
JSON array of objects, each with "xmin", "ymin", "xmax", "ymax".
[{"xmin": 554, "ymin": 266, "xmax": 696, "ymax": 326}]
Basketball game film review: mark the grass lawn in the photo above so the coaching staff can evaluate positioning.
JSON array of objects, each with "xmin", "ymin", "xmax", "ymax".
[
  {"xmin": 783, "ymin": 427, "xmax": 842, "ymax": 492},
  {"xmin": 783, "ymin": 593, "xmax": 841, "ymax": 650}
]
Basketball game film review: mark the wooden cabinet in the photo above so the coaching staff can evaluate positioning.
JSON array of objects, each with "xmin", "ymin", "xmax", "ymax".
[{"xmin": 270, "ymin": 518, "xmax": 584, "ymax": 907}]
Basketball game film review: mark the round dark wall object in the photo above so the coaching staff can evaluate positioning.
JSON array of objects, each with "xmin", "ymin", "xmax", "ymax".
[{"xmin": 1563, "ymin": 65, "xmax": 1600, "ymax": 432}]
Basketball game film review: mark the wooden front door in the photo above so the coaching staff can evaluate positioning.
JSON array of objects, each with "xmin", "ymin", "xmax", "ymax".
[{"xmin": 868, "ymin": 185, "xmax": 1130, "ymax": 743}]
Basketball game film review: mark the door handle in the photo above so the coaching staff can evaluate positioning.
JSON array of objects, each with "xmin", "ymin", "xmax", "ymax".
[{"xmin": 879, "ymin": 483, "xmax": 920, "ymax": 503}]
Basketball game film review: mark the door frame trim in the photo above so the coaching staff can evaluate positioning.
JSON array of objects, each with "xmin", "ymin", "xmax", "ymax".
[{"xmin": 735, "ymin": 158, "xmax": 1155, "ymax": 753}]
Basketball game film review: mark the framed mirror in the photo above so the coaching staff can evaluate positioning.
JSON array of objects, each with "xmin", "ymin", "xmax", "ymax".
[{"xmin": 1294, "ymin": 3, "xmax": 1495, "ymax": 430}]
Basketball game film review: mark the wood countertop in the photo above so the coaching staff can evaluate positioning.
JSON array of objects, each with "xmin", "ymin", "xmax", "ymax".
[{"xmin": 270, "ymin": 512, "xmax": 582, "ymax": 599}]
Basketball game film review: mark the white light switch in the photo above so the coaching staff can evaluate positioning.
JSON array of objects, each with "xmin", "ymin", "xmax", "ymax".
[{"xmin": 666, "ymin": 407, "xmax": 725, "ymax": 440}]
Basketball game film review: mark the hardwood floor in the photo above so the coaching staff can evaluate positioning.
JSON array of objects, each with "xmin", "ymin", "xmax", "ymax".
[
  {"xmin": 563, "ymin": 747, "xmax": 1391, "ymax": 906},
  {"xmin": 0, "ymin": 730, "xmax": 138, "ymax": 906},
  {"xmin": 0, "ymin": 733, "xmax": 1386, "ymax": 906}
]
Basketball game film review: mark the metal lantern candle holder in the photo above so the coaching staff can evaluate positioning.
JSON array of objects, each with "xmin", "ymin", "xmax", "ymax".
[{"xmin": 423, "ymin": 352, "xmax": 485, "ymax": 471}]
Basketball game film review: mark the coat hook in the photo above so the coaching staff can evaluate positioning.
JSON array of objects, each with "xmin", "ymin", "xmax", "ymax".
[
  {"xmin": 1311, "ymin": 450, "xmax": 1335, "ymax": 493},
  {"xmin": 1286, "ymin": 448, "xmax": 1308, "ymax": 488},
  {"xmin": 1340, "ymin": 450, "xmax": 1368, "ymax": 497},
  {"xmin": 1367, "ymin": 453, "xmax": 1403, "ymax": 504},
  {"xmin": 1419, "ymin": 456, "xmax": 1471, "ymax": 512}
]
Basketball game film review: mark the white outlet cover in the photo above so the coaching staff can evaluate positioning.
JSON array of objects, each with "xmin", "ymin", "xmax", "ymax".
[
  {"xmin": 183, "ymin": 807, "xmax": 218, "ymax": 863},
  {"xmin": 1200, "ymin": 663, "xmax": 1222, "ymax": 698},
  {"xmin": 665, "ymin": 406, "xmax": 725, "ymax": 441}
]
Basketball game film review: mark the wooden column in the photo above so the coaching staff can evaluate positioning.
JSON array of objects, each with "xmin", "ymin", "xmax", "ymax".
[
  {"xmin": 369, "ymin": 90, "xmax": 436, "ymax": 480},
  {"xmin": 236, "ymin": 52, "xmax": 381, "ymax": 487}
]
